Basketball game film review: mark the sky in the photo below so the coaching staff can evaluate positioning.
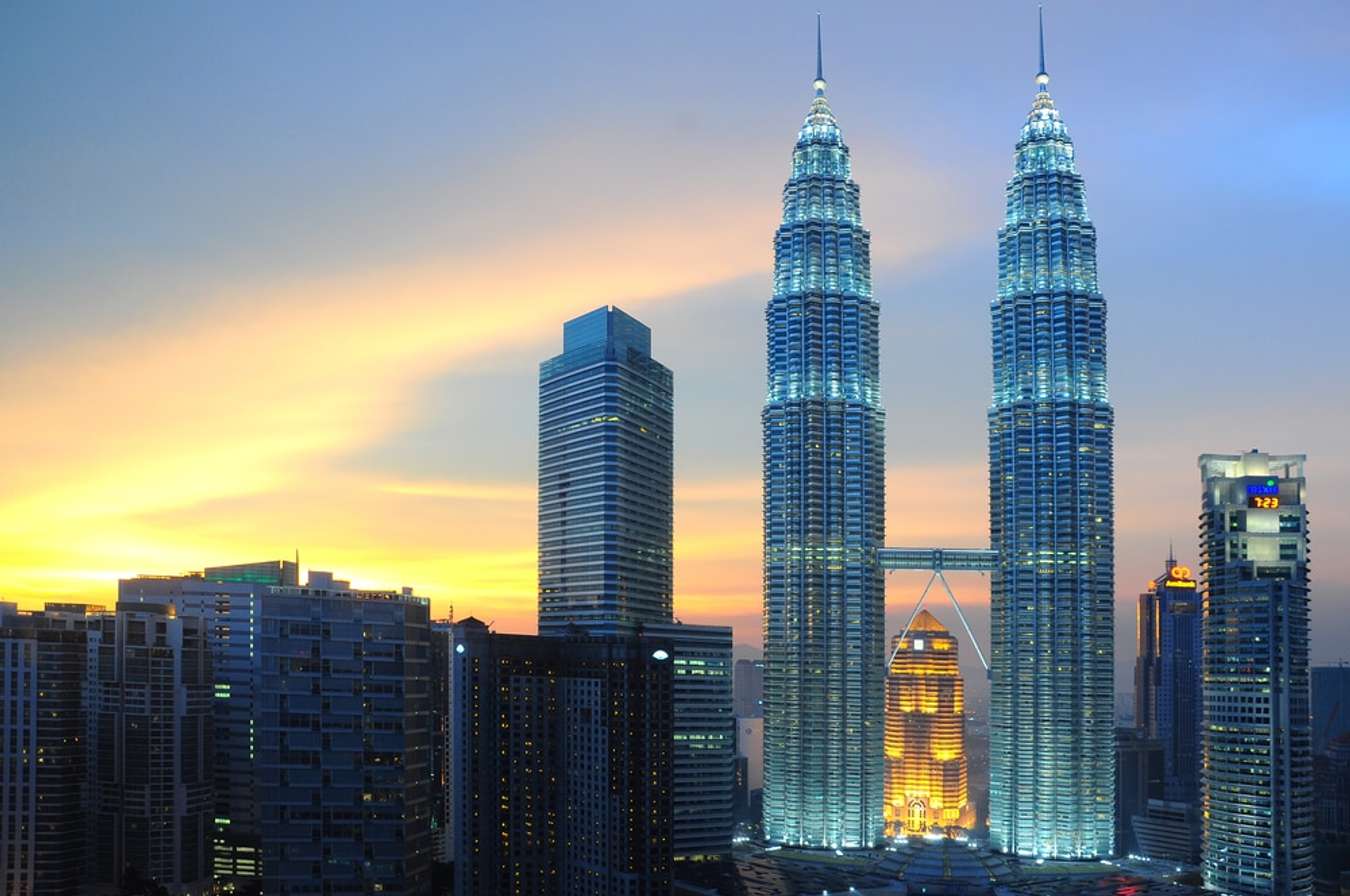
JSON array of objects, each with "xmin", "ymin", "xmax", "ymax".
[{"xmin": 4, "ymin": 1, "xmax": 1349, "ymax": 694}]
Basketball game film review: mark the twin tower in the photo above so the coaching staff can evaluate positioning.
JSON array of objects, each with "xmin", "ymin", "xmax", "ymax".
[{"xmin": 762, "ymin": 15, "xmax": 1115, "ymax": 858}]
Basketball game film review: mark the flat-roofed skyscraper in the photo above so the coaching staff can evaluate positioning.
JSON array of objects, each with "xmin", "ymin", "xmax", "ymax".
[
  {"xmin": 538, "ymin": 305, "xmax": 733, "ymax": 860},
  {"xmin": 257, "ymin": 573, "xmax": 433, "ymax": 895},
  {"xmin": 987, "ymin": 13, "xmax": 1115, "ymax": 859},
  {"xmin": 95, "ymin": 602, "xmax": 215, "ymax": 894},
  {"xmin": 762, "ymin": 19, "xmax": 886, "ymax": 848},
  {"xmin": 450, "ymin": 619, "xmax": 674, "ymax": 896},
  {"xmin": 119, "ymin": 563, "xmax": 295, "ymax": 890},
  {"xmin": 538, "ymin": 305, "xmax": 673, "ymax": 632},
  {"xmin": 117, "ymin": 561, "xmax": 297, "ymax": 890},
  {"xmin": 1199, "ymin": 451, "xmax": 1314, "ymax": 896},
  {"xmin": 0, "ymin": 613, "xmax": 86, "ymax": 896}
]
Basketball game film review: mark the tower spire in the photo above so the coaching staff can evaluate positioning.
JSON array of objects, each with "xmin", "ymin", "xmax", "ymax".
[
  {"xmin": 1036, "ymin": 6, "xmax": 1050, "ymax": 91},
  {"xmin": 816, "ymin": 13, "xmax": 823, "ymax": 80},
  {"xmin": 814, "ymin": 13, "xmax": 826, "ymax": 95}
]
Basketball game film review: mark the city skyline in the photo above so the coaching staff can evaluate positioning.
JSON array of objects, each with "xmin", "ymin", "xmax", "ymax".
[{"xmin": 4, "ymin": 2, "xmax": 1350, "ymax": 698}]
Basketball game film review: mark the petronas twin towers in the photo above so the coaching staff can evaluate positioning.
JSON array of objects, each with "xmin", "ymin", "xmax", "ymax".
[
  {"xmin": 761, "ymin": 23, "xmax": 886, "ymax": 847},
  {"xmin": 762, "ymin": 15, "xmax": 1115, "ymax": 855}
]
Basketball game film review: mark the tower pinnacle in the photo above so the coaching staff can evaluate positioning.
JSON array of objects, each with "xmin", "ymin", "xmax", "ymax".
[
  {"xmin": 814, "ymin": 13, "xmax": 826, "ymax": 95},
  {"xmin": 1036, "ymin": 6, "xmax": 1050, "ymax": 91}
]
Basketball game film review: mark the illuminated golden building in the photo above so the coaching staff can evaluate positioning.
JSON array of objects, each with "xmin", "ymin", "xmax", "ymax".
[{"xmin": 884, "ymin": 610, "xmax": 974, "ymax": 836}]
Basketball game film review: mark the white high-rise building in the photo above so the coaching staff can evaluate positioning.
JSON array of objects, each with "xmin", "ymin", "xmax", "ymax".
[{"xmin": 1199, "ymin": 451, "xmax": 1314, "ymax": 896}]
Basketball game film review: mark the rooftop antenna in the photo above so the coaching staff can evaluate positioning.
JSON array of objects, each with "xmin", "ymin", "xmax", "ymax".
[
  {"xmin": 813, "ymin": 13, "xmax": 827, "ymax": 94},
  {"xmin": 816, "ymin": 12, "xmax": 823, "ymax": 81},
  {"xmin": 1036, "ymin": 5, "xmax": 1050, "ymax": 91}
]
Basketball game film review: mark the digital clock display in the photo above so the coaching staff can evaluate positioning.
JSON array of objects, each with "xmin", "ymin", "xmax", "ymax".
[
  {"xmin": 1247, "ymin": 480, "xmax": 1279, "ymax": 497},
  {"xmin": 1248, "ymin": 495, "xmax": 1280, "ymax": 509}
]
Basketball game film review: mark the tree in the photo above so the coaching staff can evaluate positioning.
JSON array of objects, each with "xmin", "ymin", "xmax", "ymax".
[{"xmin": 119, "ymin": 865, "xmax": 170, "ymax": 896}]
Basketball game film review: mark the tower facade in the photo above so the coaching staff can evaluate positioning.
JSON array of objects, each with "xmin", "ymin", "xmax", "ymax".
[
  {"xmin": 538, "ymin": 305, "xmax": 673, "ymax": 633},
  {"xmin": 95, "ymin": 603, "xmax": 215, "ymax": 895},
  {"xmin": 537, "ymin": 306, "xmax": 733, "ymax": 860},
  {"xmin": 1199, "ymin": 451, "xmax": 1313, "ymax": 896},
  {"xmin": 987, "ymin": 16, "xmax": 1115, "ymax": 858},
  {"xmin": 762, "ymin": 21, "xmax": 886, "ymax": 847},
  {"xmin": 119, "ymin": 562, "xmax": 299, "ymax": 890},
  {"xmin": 451, "ymin": 619, "xmax": 674, "ymax": 896},
  {"xmin": 884, "ymin": 611, "xmax": 973, "ymax": 836},
  {"xmin": 0, "ymin": 616, "xmax": 86, "ymax": 896},
  {"xmin": 256, "ymin": 574, "xmax": 433, "ymax": 896},
  {"xmin": 1134, "ymin": 555, "xmax": 1202, "ymax": 804}
]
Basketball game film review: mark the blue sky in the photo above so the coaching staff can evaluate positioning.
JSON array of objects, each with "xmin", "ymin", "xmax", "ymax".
[{"xmin": 3, "ymin": 1, "xmax": 1348, "ymax": 694}]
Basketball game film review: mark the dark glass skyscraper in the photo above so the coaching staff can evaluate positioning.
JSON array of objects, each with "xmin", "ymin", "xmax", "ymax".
[
  {"xmin": 1312, "ymin": 664, "xmax": 1350, "ymax": 754},
  {"xmin": 762, "ymin": 20, "xmax": 886, "ymax": 848},
  {"xmin": 538, "ymin": 305, "xmax": 673, "ymax": 633},
  {"xmin": 256, "ymin": 572, "xmax": 433, "ymax": 895},
  {"xmin": 538, "ymin": 306, "xmax": 733, "ymax": 860},
  {"xmin": 1134, "ymin": 554, "xmax": 1202, "ymax": 804},
  {"xmin": 987, "ymin": 15, "xmax": 1115, "ymax": 858},
  {"xmin": 451, "ymin": 619, "xmax": 674, "ymax": 896},
  {"xmin": 96, "ymin": 603, "xmax": 215, "ymax": 894},
  {"xmin": 0, "ymin": 615, "xmax": 86, "ymax": 896}
]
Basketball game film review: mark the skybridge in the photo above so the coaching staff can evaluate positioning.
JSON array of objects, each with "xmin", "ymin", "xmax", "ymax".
[{"xmin": 878, "ymin": 547, "xmax": 998, "ymax": 675}]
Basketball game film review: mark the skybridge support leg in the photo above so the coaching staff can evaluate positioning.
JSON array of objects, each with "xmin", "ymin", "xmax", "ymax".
[
  {"xmin": 888, "ymin": 570, "xmax": 939, "ymax": 669},
  {"xmin": 884, "ymin": 565, "xmax": 992, "ymax": 678},
  {"xmin": 936, "ymin": 570, "xmax": 990, "ymax": 675}
]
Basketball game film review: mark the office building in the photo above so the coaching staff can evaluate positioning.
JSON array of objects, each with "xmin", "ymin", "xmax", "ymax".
[
  {"xmin": 737, "ymin": 716, "xmax": 764, "ymax": 817},
  {"xmin": 94, "ymin": 602, "xmax": 215, "ymax": 895},
  {"xmin": 537, "ymin": 304, "xmax": 733, "ymax": 860},
  {"xmin": 538, "ymin": 305, "xmax": 673, "ymax": 633},
  {"xmin": 450, "ymin": 619, "xmax": 674, "ymax": 896},
  {"xmin": 738, "ymin": 717, "xmax": 764, "ymax": 792},
  {"xmin": 762, "ymin": 19, "xmax": 886, "ymax": 848},
  {"xmin": 734, "ymin": 658, "xmax": 764, "ymax": 718},
  {"xmin": 733, "ymin": 755, "xmax": 751, "ymax": 822},
  {"xmin": 1115, "ymin": 727, "xmax": 1162, "ymax": 858},
  {"xmin": 257, "ymin": 573, "xmax": 433, "ymax": 895},
  {"xmin": 646, "ymin": 622, "xmax": 734, "ymax": 861},
  {"xmin": 119, "ymin": 564, "xmax": 289, "ymax": 890},
  {"xmin": 1134, "ymin": 555, "xmax": 1203, "ymax": 805},
  {"xmin": 559, "ymin": 620, "xmax": 732, "ymax": 861},
  {"xmin": 1312, "ymin": 664, "xmax": 1350, "ymax": 754},
  {"xmin": 0, "ymin": 615, "xmax": 87, "ymax": 896},
  {"xmin": 884, "ymin": 611, "xmax": 973, "ymax": 836},
  {"xmin": 988, "ymin": 13, "xmax": 1116, "ymax": 859},
  {"xmin": 1313, "ymin": 737, "xmax": 1350, "ymax": 896},
  {"xmin": 1132, "ymin": 800, "xmax": 1202, "ymax": 866},
  {"xmin": 27, "ymin": 602, "xmax": 109, "ymax": 884},
  {"xmin": 430, "ymin": 617, "xmax": 453, "ymax": 862},
  {"xmin": 1199, "ymin": 451, "xmax": 1314, "ymax": 895}
]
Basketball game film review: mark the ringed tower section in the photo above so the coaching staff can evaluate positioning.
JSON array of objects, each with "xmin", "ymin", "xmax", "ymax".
[
  {"xmin": 987, "ymin": 10, "xmax": 1116, "ymax": 859},
  {"xmin": 762, "ymin": 16, "xmax": 886, "ymax": 849}
]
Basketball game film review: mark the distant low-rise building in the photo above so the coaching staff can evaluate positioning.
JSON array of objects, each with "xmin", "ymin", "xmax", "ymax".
[
  {"xmin": 734, "ymin": 658, "xmax": 763, "ymax": 718},
  {"xmin": 1313, "ymin": 737, "xmax": 1350, "ymax": 896},
  {"xmin": 1313, "ymin": 664, "xmax": 1350, "ymax": 755},
  {"xmin": 1116, "ymin": 726, "xmax": 1163, "ymax": 858}
]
